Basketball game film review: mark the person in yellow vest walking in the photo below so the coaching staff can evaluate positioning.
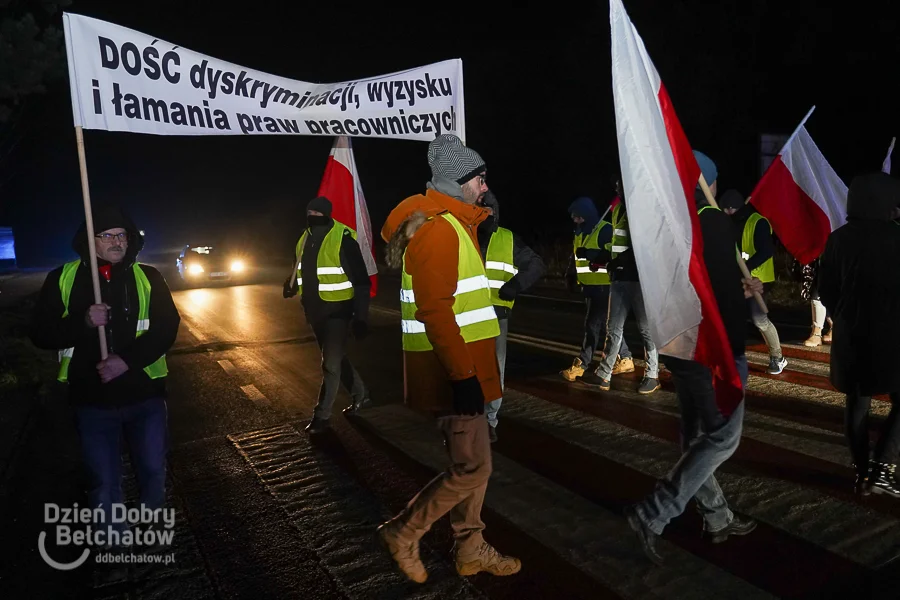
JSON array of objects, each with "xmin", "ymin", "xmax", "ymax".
[
  {"xmin": 283, "ymin": 196, "xmax": 371, "ymax": 434},
  {"xmin": 560, "ymin": 194, "xmax": 634, "ymax": 381},
  {"xmin": 580, "ymin": 181, "xmax": 661, "ymax": 395},
  {"xmin": 477, "ymin": 190, "xmax": 546, "ymax": 442},
  {"xmin": 719, "ymin": 190, "xmax": 788, "ymax": 375},
  {"xmin": 377, "ymin": 134, "xmax": 521, "ymax": 584},
  {"xmin": 30, "ymin": 206, "xmax": 180, "ymax": 529}
]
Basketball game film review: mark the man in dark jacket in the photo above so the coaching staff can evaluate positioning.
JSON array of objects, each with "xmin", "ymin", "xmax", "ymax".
[
  {"xmin": 283, "ymin": 196, "xmax": 371, "ymax": 434},
  {"xmin": 560, "ymin": 195, "xmax": 634, "ymax": 381},
  {"xmin": 719, "ymin": 190, "xmax": 787, "ymax": 375},
  {"xmin": 819, "ymin": 172, "xmax": 900, "ymax": 497},
  {"xmin": 31, "ymin": 206, "xmax": 180, "ymax": 527},
  {"xmin": 624, "ymin": 153, "xmax": 758, "ymax": 565},
  {"xmin": 477, "ymin": 190, "xmax": 546, "ymax": 442}
]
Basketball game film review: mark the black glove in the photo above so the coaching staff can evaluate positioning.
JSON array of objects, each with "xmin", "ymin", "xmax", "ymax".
[
  {"xmin": 574, "ymin": 247, "xmax": 588, "ymax": 259},
  {"xmin": 283, "ymin": 277, "xmax": 298, "ymax": 299},
  {"xmin": 352, "ymin": 320, "xmax": 368, "ymax": 340},
  {"xmin": 450, "ymin": 376, "xmax": 485, "ymax": 416},
  {"xmin": 498, "ymin": 279, "xmax": 521, "ymax": 302},
  {"xmin": 589, "ymin": 262, "xmax": 602, "ymax": 272}
]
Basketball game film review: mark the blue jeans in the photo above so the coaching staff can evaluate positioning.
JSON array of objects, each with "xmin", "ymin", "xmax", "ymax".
[
  {"xmin": 597, "ymin": 281, "xmax": 656, "ymax": 379},
  {"xmin": 579, "ymin": 287, "xmax": 631, "ymax": 366},
  {"xmin": 486, "ymin": 318, "xmax": 509, "ymax": 428},
  {"xmin": 636, "ymin": 355, "xmax": 748, "ymax": 535},
  {"xmin": 75, "ymin": 397, "xmax": 168, "ymax": 525}
]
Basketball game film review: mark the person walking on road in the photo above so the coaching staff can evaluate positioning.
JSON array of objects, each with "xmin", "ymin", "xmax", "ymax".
[
  {"xmin": 624, "ymin": 156, "xmax": 759, "ymax": 565},
  {"xmin": 719, "ymin": 189, "xmax": 788, "ymax": 375},
  {"xmin": 283, "ymin": 196, "xmax": 372, "ymax": 434},
  {"xmin": 560, "ymin": 194, "xmax": 634, "ymax": 381},
  {"xmin": 819, "ymin": 172, "xmax": 900, "ymax": 497},
  {"xmin": 580, "ymin": 180, "xmax": 660, "ymax": 395},
  {"xmin": 31, "ymin": 206, "xmax": 180, "ymax": 528},
  {"xmin": 477, "ymin": 189, "xmax": 546, "ymax": 443},
  {"xmin": 377, "ymin": 134, "xmax": 521, "ymax": 584}
]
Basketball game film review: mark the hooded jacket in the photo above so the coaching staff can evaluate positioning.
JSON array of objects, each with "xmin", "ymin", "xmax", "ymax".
[
  {"xmin": 565, "ymin": 197, "xmax": 614, "ymax": 295},
  {"xmin": 30, "ymin": 206, "xmax": 181, "ymax": 407},
  {"xmin": 382, "ymin": 188, "xmax": 502, "ymax": 412},
  {"xmin": 476, "ymin": 191, "xmax": 546, "ymax": 319},
  {"xmin": 819, "ymin": 172, "xmax": 900, "ymax": 395}
]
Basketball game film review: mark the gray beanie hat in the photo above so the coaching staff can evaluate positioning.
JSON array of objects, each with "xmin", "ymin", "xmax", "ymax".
[{"xmin": 427, "ymin": 134, "xmax": 485, "ymax": 184}]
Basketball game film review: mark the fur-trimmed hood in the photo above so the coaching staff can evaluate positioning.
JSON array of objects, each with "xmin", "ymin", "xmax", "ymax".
[{"xmin": 381, "ymin": 188, "xmax": 491, "ymax": 270}]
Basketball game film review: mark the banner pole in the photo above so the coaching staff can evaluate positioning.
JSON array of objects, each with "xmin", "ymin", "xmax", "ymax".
[
  {"xmin": 699, "ymin": 173, "xmax": 768, "ymax": 314},
  {"xmin": 75, "ymin": 126, "xmax": 108, "ymax": 359}
]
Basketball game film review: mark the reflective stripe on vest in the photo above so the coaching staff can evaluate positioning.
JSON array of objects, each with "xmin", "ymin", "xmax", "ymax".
[
  {"xmin": 608, "ymin": 204, "xmax": 630, "ymax": 259},
  {"xmin": 485, "ymin": 227, "xmax": 518, "ymax": 309},
  {"xmin": 574, "ymin": 220, "xmax": 610, "ymax": 286},
  {"xmin": 400, "ymin": 213, "xmax": 500, "ymax": 352},
  {"xmin": 295, "ymin": 222, "xmax": 357, "ymax": 301},
  {"xmin": 742, "ymin": 213, "xmax": 775, "ymax": 283},
  {"xmin": 57, "ymin": 260, "xmax": 168, "ymax": 383}
]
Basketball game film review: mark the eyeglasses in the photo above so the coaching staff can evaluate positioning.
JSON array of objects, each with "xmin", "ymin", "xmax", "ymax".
[
  {"xmin": 477, "ymin": 175, "xmax": 486, "ymax": 186},
  {"xmin": 95, "ymin": 232, "xmax": 128, "ymax": 243}
]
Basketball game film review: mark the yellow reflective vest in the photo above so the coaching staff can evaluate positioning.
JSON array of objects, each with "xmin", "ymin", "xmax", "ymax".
[
  {"xmin": 57, "ymin": 260, "xmax": 168, "ymax": 383},
  {"xmin": 400, "ymin": 213, "xmax": 500, "ymax": 352},
  {"xmin": 295, "ymin": 221, "xmax": 356, "ymax": 302},
  {"xmin": 485, "ymin": 227, "xmax": 518, "ymax": 309}
]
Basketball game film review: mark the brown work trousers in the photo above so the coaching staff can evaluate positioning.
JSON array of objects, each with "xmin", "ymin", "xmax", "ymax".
[{"xmin": 392, "ymin": 413, "xmax": 492, "ymax": 553}]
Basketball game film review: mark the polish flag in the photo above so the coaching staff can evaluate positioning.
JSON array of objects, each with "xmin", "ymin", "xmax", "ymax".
[
  {"xmin": 610, "ymin": 0, "xmax": 743, "ymax": 415},
  {"xmin": 749, "ymin": 126, "xmax": 847, "ymax": 265},
  {"xmin": 317, "ymin": 136, "xmax": 378, "ymax": 297}
]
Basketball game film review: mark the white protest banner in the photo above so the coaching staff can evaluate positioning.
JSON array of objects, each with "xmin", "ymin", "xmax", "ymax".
[{"xmin": 63, "ymin": 13, "xmax": 466, "ymax": 142}]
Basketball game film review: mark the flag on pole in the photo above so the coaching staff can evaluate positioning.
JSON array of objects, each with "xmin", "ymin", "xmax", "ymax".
[
  {"xmin": 749, "ymin": 127, "xmax": 847, "ymax": 265},
  {"xmin": 883, "ymin": 137, "xmax": 896, "ymax": 174},
  {"xmin": 317, "ymin": 137, "xmax": 378, "ymax": 297},
  {"xmin": 609, "ymin": 0, "xmax": 743, "ymax": 415}
]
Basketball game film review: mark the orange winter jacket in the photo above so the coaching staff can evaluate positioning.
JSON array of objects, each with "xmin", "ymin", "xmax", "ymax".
[{"xmin": 381, "ymin": 189, "xmax": 501, "ymax": 412}]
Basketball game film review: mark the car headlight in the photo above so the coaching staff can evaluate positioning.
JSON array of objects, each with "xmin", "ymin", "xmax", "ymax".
[
  {"xmin": 230, "ymin": 260, "xmax": 245, "ymax": 272},
  {"xmin": 188, "ymin": 263, "xmax": 204, "ymax": 275}
]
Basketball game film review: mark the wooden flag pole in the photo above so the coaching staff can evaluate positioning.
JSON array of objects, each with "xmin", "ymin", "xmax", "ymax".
[
  {"xmin": 75, "ymin": 126, "xmax": 108, "ymax": 360},
  {"xmin": 698, "ymin": 173, "xmax": 768, "ymax": 314}
]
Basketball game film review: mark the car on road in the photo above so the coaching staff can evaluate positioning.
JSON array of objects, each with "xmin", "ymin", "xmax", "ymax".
[{"xmin": 176, "ymin": 244, "xmax": 249, "ymax": 286}]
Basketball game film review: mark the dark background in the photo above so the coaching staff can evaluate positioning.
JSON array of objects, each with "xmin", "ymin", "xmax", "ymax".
[{"xmin": 1, "ymin": 0, "xmax": 897, "ymax": 267}]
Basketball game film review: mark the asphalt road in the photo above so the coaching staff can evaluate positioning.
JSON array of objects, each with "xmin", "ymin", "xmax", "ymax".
[{"xmin": 3, "ymin": 267, "xmax": 900, "ymax": 599}]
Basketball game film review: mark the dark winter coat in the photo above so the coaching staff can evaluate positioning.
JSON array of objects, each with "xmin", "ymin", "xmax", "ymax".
[
  {"xmin": 30, "ymin": 206, "xmax": 181, "ymax": 407},
  {"xmin": 819, "ymin": 173, "xmax": 900, "ymax": 396}
]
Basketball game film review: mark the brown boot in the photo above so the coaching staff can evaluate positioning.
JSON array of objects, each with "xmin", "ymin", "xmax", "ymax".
[
  {"xmin": 612, "ymin": 356, "xmax": 635, "ymax": 375},
  {"xmin": 804, "ymin": 327, "xmax": 822, "ymax": 347},
  {"xmin": 823, "ymin": 318, "xmax": 833, "ymax": 344},
  {"xmin": 455, "ymin": 541, "xmax": 522, "ymax": 577},
  {"xmin": 377, "ymin": 521, "xmax": 428, "ymax": 584},
  {"xmin": 560, "ymin": 357, "xmax": 585, "ymax": 382}
]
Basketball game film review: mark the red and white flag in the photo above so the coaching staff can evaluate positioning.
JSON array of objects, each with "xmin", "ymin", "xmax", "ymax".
[
  {"xmin": 749, "ymin": 125, "xmax": 847, "ymax": 265},
  {"xmin": 317, "ymin": 136, "xmax": 378, "ymax": 297},
  {"xmin": 610, "ymin": 0, "xmax": 743, "ymax": 415}
]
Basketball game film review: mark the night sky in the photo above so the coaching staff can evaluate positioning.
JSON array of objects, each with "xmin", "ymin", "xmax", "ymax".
[{"xmin": 2, "ymin": 0, "xmax": 898, "ymax": 267}]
